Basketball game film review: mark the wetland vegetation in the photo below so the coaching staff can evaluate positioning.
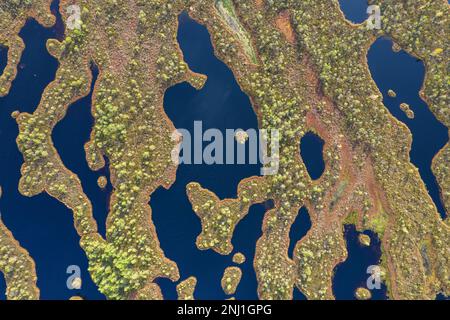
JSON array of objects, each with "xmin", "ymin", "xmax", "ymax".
[{"xmin": 0, "ymin": 0, "xmax": 448, "ymax": 300}]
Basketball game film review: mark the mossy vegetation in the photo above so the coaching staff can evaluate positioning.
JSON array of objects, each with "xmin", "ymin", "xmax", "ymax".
[
  {"xmin": 6, "ymin": 0, "xmax": 200, "ymax": 300},
  {"xmin": 0, "ymin": 0, "xmax": 55, "ymax": 96},
  {"xmin": 0, "ymin": 0, "xmax": 447, "ymax": 300}
]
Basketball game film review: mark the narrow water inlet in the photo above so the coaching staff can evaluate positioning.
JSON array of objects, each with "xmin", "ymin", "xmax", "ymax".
[
  {"xmin": 332, "ymin": 225, "xmax": 387, "ymax": 300},
  {"xmin": 288, "ymin": 207, "xmax": 311, "ymax": 259},
  {"xmin": 0, "ymin": 269, "xmax": 5, "ymax": 299},
  {"xmin": 52, "ymin": 63, "xmax": 111, "ymax": 239}
]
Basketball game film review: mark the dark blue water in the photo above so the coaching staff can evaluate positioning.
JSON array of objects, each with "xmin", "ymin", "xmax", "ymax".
[
  {"xmin": 338, "ymin": 0, "xmax": 368, "ymax": 24},
  {"xmin": 0, "ymin": 45, "xmax": 7, "ymax": 75},
  {"xmin": 333, "ymin": 225, "xmax": 387, "ymax": 300},
  {"xmin": 436, "ymin": 293, "xmax": 449, "ymax": 300},
  {"xmin": 293, "ymin": 288, "xmax": 307, "ymax": 300},
  {"xmin": 53, "ymin": 64, "xmax": 111, "ymax": 238},
  {"xmin": 288, "ymin": 207, "xmax": 311, "ymax": 259},
  {"xmin": 334, "ymin": 3, "xmax": 448, "ymax": 300},
  {"xmin": 368, "ymin": 38, "xmax": 448, "ymax": 219},
  {"xmin": 300, "ymin": 132, "xmax": 325, "ymax": 180},
  {"xmin": 0, "ymin": 1, "xmax": 104, "ymax": 300},
  {"xmin": 162, "ymin": 12, "xmax": 261, "ymax": 200},
  {"xmin": 151, "ymin": 12, "xmax": 262, "ymax": 300}
]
